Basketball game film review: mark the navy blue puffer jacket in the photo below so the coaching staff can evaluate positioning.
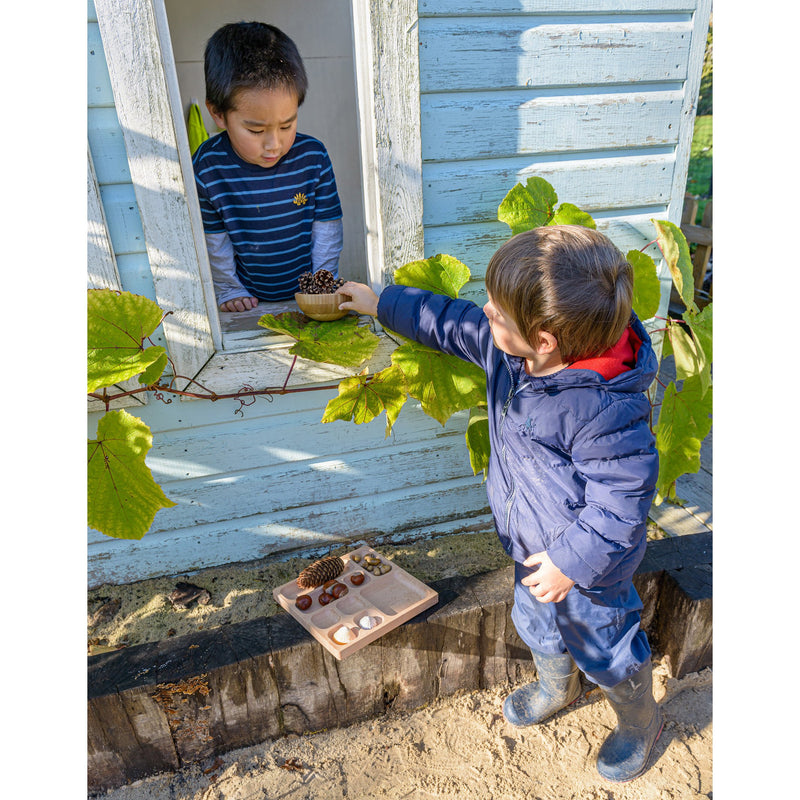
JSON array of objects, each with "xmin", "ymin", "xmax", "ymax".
[{"xmin": 378, "ymin": 285, "xmax": 659, "ymax": 590}]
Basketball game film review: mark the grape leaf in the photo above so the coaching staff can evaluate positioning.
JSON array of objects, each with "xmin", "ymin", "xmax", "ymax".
[
  {"xmin": 258, "ymin": 312, "xmax": 380, "ymax": 368},
  {"xmin": 88, "ymin": 409, "xmax": 176, "ymax": 539},
  {"xmin": 391, "ymin": 341, "xmax": 486, "ymax": 426},
  {"xmin": 549, "ymin": 202, "xmax": 596, "ymax": 229},
  {"xmin": 393, "ymin": 254, "xmax": 471, "ymax": 299},
  {"xmin": 662, "ymin": 303, "xmax": 712, "ymax": 398},
  {"xmin": 654, "ymin": 374, "xmax": 713, "ymax": 504},
  {"xmin": 465, "ymin": 405, "xmax": 490, "ymax": 479},
  {"xmin": 88, "ymin": 289, "xmax": 168, "ymax": 393},
  {"xmin": 653, "ymin": 220, "xmax": 698, "ymax": 314},
  {"xmin": 322, "ymin": 365, "xmax": 407, "ymax": 436},
  {"xmin": 497, "ymin": 177, "xmax": 558, "ymax": 234},
  {"xmin": 627, "ymin": 249, "xmax": 661, "ymax": 321}
]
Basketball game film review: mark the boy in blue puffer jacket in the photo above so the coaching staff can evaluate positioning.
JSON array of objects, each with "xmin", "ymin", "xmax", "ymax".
[{"xmin": 338, "ymin": 225, "xmax": 662, "ymax": 782}]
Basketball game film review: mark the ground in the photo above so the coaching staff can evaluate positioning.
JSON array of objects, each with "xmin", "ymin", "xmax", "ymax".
[
  {"xmin": 89, "ymin": 524, "xmax": 708, "ymax": 798},
  {"xmin": 94, "ymin": 658, "xmax": 711, "ymax": 799}
]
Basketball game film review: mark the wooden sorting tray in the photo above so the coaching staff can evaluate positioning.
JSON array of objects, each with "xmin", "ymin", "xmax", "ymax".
[{"xmin": 273, "ymin": 545, "xmax": 439, "ymax": 660}]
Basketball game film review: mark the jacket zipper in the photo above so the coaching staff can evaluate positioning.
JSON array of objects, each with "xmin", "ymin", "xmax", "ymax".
[{"xmin": 500, "ymin": 360, "xmax": 525, "ymax": 536}]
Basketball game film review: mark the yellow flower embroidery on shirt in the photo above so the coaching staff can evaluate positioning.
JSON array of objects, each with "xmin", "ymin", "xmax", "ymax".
[{"xmin": 293, "ymin": 192, "xmax": 308, "ymax": 206}]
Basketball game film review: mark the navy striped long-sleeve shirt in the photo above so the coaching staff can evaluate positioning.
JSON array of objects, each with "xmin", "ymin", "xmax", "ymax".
[{"xmin": 192, "ymin": 131, "xmax": 343, "ymax": 301}]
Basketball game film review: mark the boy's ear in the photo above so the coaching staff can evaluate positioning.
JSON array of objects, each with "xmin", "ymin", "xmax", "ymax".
[
  {"xmin": 534, "ymin": 330, "xmax": 559, "ymax": 355},
  {"xmin": 206, "ymin": 101, "xmax": 226, "ymax": 130}
]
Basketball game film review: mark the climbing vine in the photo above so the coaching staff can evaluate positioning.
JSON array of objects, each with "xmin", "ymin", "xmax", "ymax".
[{"xmin": 88, "ymin": 176, "xmax": 711, "ymax": 540}]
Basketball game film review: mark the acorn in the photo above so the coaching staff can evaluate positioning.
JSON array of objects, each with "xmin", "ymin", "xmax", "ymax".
[{"xmin": 296, "ymin": 556, "xmax": 345, "ymax": 589}]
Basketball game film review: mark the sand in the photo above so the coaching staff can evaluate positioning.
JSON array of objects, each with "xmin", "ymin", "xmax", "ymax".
[
  {"xmin": 89, "ymin": 525, "xmax": 710, "ymax": 798},
  {"xmin": 93, "ymin": 658, "xmax": 711, "ymax": 799}
]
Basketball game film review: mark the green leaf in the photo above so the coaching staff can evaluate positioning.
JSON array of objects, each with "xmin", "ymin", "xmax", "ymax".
[
  {"xmin": 322, "ymin": 365, "xmax": 408, "ymax": 436},
  {"xmin": 497, "ymin": 177, "xmax": 558, "ymax": 234},
  {"xmin": 393, "ymin": 254, "xmax": 471, "ymax": 299},
  {"xmin": 88, "ymin": 289, "xmax": 168, "ymax": 393},
  {"xmin": 626, "ymin": 249, "xmax": 661, "ymax": 321},
  {"xmin": 684, "ymin": 302, "xmax": 713, "ymax": 366},
  {"xmin": 549, "ymin": 202, "xmax": 596, "ymax": 229},
  {"xmin": 88, "ymin": 409, "xmax": 176, "ymax": 539},
  {"xmin": 258, "ymin": 312, "xmax": 380, "ymax": 368},
  {"xmin": 465, "ymin": 405, "xmax": 491, "ymax": 479},
  {"xmin": 392, "ymin": 341, "xmax": 486, "ymax": 426},
  {"xmin": 653, "ymin": 219, "xmax": 698, "ymax": 314},
  {"xmin": 139, "ymin": 350, "xmax": 169, "ymax": 387},
  {"xmin": 654, "ymin": 374, "xmax": 713, "ymax": 504},
  {"xmin": 664, "ymin": 303, "xmax": 712, "ymax": 396}
]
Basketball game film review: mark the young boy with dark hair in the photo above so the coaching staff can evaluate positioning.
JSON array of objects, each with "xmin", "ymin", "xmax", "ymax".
[
  {"xmin": 338, "ymin": 225, "xmax": 663, "ymax": 782},
  {"xmin": 193, "ymin": 22, "xmax": 343, "ymax": 311}
]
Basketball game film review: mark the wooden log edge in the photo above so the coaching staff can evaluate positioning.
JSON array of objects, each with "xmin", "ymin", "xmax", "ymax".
[{"xmin": 88, "ymin": 532, "xmax": 711, "ymax": 794}]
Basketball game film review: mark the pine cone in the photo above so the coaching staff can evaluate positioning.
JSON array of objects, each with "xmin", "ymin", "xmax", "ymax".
[
  {"xmin": 314, "ymin": 269, "xmax": 335, "ymax": 292},
  {"xmin": 296, "ymin": 556, "xmax": 345, "ymax": 589},
  {"xmin": 298, "ymin": 271, "xmax": 315, "ymax": 293}
]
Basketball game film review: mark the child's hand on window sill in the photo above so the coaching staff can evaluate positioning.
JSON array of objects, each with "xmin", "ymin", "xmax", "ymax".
[{"xmin": 219, "ymin": 296, "xmax": 259, "ymax": 312}]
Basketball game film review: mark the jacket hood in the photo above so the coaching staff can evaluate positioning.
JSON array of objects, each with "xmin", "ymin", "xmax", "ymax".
[{"xmin": 502, "ymin": 313, "xmax": 657, "ymax": 396}]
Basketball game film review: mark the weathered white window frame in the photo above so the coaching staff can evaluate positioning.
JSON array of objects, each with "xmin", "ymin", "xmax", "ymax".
[{"xmin": 93, "ymin": 0, "xmax": 424, "ymax": 396}]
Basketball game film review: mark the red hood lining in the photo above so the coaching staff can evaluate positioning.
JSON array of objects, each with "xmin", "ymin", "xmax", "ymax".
[{"xmin": 566, "ymin": 326, "xmax": 642, "ymax": 381}]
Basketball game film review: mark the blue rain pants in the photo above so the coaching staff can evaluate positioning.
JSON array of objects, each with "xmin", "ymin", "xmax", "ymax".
[{"xmin": 510, "ymin": 562, "xmax": 652, "ymax": 689}]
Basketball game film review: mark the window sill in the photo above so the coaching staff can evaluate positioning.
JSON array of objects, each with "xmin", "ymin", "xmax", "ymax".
[
  {"xmin": 218, "ymin": 299, "xmax": 298, "ymax": 352},
  {"xmin": 191, "ymin": 308, "xmax": 395, "ymax": 398}
]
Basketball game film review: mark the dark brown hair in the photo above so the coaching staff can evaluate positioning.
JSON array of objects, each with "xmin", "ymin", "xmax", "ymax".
[{"xmin": 485, "ymin": 225, "xmax": 633, "ymax": 362}]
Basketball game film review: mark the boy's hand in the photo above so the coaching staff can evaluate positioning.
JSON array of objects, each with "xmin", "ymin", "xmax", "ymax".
[
  {"xmin": 522, "ymin": 551, "xmax": 575, "ymax": 603},
  {"xmin": 219, "ymin": 296, "xmax": 259, "ymax": 313},
  {"xmin": 337, "ymin": 281, "xmax": 379, "ymax": 317}
]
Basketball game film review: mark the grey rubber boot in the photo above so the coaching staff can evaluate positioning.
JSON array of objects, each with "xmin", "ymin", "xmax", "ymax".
[
  {"xmin": 502, "ymin": 650, "xmax": 582, "ymax": 726},
  {"xmin": 596, "ymin": 659, "xmax": 664, "ymax": 782}
]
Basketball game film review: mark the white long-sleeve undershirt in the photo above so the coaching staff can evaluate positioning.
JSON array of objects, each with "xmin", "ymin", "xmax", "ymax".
[{"xmin": 205, "ymin": 218, "xmax": 344, "ymax": 306}]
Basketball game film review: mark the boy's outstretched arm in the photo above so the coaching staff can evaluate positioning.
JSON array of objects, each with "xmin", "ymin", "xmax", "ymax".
[{"xmin": 337, "ymin": 281, "xmax": 379, "ymax": 316}]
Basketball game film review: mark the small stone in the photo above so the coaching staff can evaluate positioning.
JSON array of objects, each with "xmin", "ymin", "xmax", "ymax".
[{"xmin": 169, "ymin": 582, "xmax": 211, "ymax": 609}]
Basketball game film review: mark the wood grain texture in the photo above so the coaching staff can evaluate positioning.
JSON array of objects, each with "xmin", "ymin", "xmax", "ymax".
[
  {"xmin": 364, "ymin": 0, "xmax": 426, "ymax": 283},
  {"xmin": 419, "ymin": 0, "xmax": 698, "ymax": 13},
  {"xmin": 88, "ymin": 148, "xmax": 122, "ymax": 291},
  {"xmin": 422, "ymin": 149, "xmax": 676, "ymax": 227},
  {"xmin": 422, "ymin": 87, "xmax": 683, "ymax": 162},
  {"xmin": 418, "ymin": 16, "xmax": 693, "ymax": 93},
  {"xmin": 94, "ymin": 0, "xmax": 215, "ymax": 383}
]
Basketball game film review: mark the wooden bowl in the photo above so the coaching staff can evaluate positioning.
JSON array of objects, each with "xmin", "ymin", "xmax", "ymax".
[{"xmin": 294, "ymin": 291, "xmax": 350, "ymax": 321}]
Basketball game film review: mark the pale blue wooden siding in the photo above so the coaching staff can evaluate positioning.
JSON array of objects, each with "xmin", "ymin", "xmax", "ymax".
[
  {"xmin": 418, "ymin": 0, "xmax": 702, "ymax": 305},
  {"xmin": 88, "ymin": 387, "xmax": 492, "ymax": 587}
]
